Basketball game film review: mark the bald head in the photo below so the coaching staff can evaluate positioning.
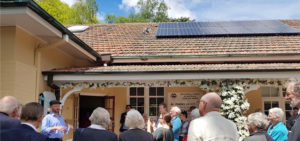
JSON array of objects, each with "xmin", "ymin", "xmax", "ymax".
[
  {"xmin": 0, "ymin": 96, "xmax": 19, "ymax": 115},
  {"xmin": 201, "ymin": 92, "xmax": 222, "ymax": 109}
]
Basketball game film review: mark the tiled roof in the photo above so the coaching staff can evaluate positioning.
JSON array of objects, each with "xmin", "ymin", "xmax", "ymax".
[
  {"xmin": 73, "ymin": 20, "xmax": 300, "ymax": 57},
  {"xmin": 45, "ymin": 63, "xmax": 300, "ymax": 73}
]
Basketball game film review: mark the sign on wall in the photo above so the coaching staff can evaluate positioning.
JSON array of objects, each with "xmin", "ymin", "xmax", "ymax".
[{"xmin": 168, "ymin": 92, "xmax": 204, "ymax": 111}]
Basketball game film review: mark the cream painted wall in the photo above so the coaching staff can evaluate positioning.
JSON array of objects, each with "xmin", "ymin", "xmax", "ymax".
[
  {"xmin": 0, "ymin": 26, "xmax": 94, "ymax": 105},
  {"xmin": 61, "ymin": 87, "xmax": 127, "ymax": 140}
]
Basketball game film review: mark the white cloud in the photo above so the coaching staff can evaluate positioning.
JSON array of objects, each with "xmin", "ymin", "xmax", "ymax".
[
  {"xmin": 194, "ymin": 0, "xmax": 300, "ymax": 21},
  {"xmin": 165, "ymin": 0, "xmax": 197, "ymax": 19},
  {"xmin": 60, "ymin": 0, "xmax": 77, "ymax": 6},
  {"xmin": 118, "ymin": 0, "xmax": 300, "ymax": 21},
  {"xmin": 119, "ymin": 0, "xmax": 139, "ymax": 11},
  {"xmin": 97, "ymin": 12, "xmax": 105, "ymax": 21}
]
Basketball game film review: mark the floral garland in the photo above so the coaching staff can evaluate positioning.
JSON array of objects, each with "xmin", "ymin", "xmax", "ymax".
[
  {"xmin": 220, "ymin": 84, "xmax": 250, "ymax": 141},
  {"xmin": 60, "ymin": 79, "xmax": 286, "ymax": 89}
]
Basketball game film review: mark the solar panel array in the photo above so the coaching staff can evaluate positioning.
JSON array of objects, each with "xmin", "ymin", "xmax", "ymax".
[{"xmin": 156, "ymin": 20, "xmax": 300, "ymax": 37}]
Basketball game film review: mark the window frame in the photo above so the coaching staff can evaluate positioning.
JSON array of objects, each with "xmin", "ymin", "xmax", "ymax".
[{"xmin": 128, "ymin": 87, "xmax": 165, "ymax": 118}]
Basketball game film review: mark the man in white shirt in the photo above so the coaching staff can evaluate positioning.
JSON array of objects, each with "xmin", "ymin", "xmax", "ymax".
[{"xmin": 188, "ymin": 92, "xmax": 239, "ymax": 141}]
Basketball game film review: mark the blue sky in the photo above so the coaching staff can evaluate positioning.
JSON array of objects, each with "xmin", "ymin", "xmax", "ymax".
[{"xmin": 61, "ymin": 0, "xmax": 300, "ymax": 22}]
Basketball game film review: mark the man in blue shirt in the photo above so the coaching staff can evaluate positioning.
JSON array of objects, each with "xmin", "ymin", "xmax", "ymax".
[
  {"xmin": 41, "ymin": 100, "xmax": 71, "ymax": 141},
  {"xmin": 170, "ymin": 106, "xmax": 182, "ymax": 141}
]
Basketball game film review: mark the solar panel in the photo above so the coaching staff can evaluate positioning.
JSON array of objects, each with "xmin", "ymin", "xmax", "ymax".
[{"xmin": 156, "ymin": 20, "xmax": 300, "ymax": 37}]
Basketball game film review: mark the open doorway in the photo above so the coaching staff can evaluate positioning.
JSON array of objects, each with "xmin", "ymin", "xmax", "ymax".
[
  {"xmin": 79, "ymin": 96, "xmax": 105, "ymax": 128},
  {"xmin": 75, "ymin": 95, "xmax": 115, "ymax": 131}
]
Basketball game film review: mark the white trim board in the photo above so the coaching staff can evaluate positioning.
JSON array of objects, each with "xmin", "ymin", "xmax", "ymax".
[{"xmin": 46, "ymin": 71, "xmax": 300, "ymax": 82}]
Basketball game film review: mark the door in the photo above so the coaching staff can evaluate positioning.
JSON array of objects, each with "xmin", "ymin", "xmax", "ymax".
[{"xmin": 104, "ymin": 96, "xmax": 115, "ymax": 132}]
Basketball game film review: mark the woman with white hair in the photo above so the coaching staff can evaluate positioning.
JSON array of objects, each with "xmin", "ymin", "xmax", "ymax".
[
  {"xmin": 119, "ymin": 109, "xmax": 153, "ymax": 141},
  {"xmin": 73, "ymin": 107, "xmax": 117, "ymax": 141},
  {"xmin": 170, "ymin": 106, "xmax": 182, "ymax": 141},
  {"xmin": 244, "ymin": 112, "xmax": 274, "ymax": 141},
  {"xmin": 267, "ymin": 108, "xmax": 288, "ymax": 141}
]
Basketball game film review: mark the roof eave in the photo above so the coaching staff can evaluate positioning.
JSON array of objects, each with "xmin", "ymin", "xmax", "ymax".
[{"xmin": 0, "ymin": 0, "xmax": 101, "ymax": 61}]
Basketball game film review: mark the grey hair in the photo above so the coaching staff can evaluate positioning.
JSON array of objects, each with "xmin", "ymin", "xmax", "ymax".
[
  {"xmin": 247, "ymin": 112, "xmax": 269, "ymax": 129},
  {"xmin": 286, "ymin": 78, "xmax": 300, "ymax": 95},
  {"xmin": 125, "ymin": 109, "xmax": 145, "ymax": 129},
  {"xmin": 89, "ymin": 107, "xmax": 111, "ymax": 128},
  {"xmin": 269, "ymin": 107, "xmax": 284, "ymax": 121},
  {"xmin": 190, "ymin": 108, "xmax": 200, "ymax": 120},
  {"xmin": 0, "ymin": 96, "xmax": 19, "ymax": 114},
  {"xmin": 171, "ymin": 106, "xmax": 181, "ymax": 114}
]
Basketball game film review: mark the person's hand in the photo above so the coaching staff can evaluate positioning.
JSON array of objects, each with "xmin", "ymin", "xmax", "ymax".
[
  {"xmin": 55, "ymin": 126, "xmax": 67, "ymax": 132},
  {"xmin": 68, "ymin": 124, "xmax": 74, "ymax": 130}
]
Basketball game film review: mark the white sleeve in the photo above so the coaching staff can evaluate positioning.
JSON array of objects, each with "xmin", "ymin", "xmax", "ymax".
[{"xmin": 187, "ymin": 120, "xmax": 202, "ymax": 141}]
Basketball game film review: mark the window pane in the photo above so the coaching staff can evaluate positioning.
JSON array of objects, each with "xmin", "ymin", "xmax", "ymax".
[
  {"xmin": 137, "ymin": 98, "xmax": 144, "ymax": 106},
  {"xmin": 264, "ymin": 101, "xmax": 271, "ymax": 110},
  {"xmin": 282, "ymin": 88, "xmax": 287, "ymax": 97},
  {"xmin": 157, "ymin": 87, "xmax": 164, "ymax": 96},
  {"xmin": 150, "ymin": 107, "xmax": 157, "ymax": 116},
  {"xmin": 272, "ymin": 101, "xmax": 279, "ymax": 107},
  {"xmin": 138, "ymin": 107, "xmax": 144, "ymax": 114},
  {"xmin": 262, "ymin": 87, "xmax": 269, "ymax": 97},
  {"xmin": 130, "ymin": 98, "xmax": 137, "ymax": 106},
  {"xmin": 137, "ymin": 88, "xmax": 144, "ymax": 96},
  {"xmin": 149, "ymin": 98, "xmax": 157, "ymax": 107},
  {"xmin": 157, "ymin": 98, "xmax": 164, "ymax": 105},
  {"xmin": 270, "ymin": 88, "xmax": 279, "ymax": 97},
  {"xmin": 130, "ymin": 88, "xmax": 136, "ymax": 96},
  {"xmin": 150, "ymin": 87, "xmax": 156, "ymax": 96}
]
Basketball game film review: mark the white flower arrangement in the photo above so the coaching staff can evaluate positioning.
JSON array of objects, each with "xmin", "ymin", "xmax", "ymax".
[{"xmin": 219, "ymin": 84, "xmax": 250, "ymax": 141}]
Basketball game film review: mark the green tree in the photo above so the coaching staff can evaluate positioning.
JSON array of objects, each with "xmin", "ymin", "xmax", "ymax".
[
  {"xmin": 137, "ymin": 0, "xmax": 159, "ymax": 21},
  {"xmin": 105, "ymin": 14, "xmax": 116, "ymax": 24},
  {"xmin": 35, "ymin": 0, "xmax": 99, "ymax": 24},
  {"xmin": 169, "ymin": 17, "xmax": 193, "ymax": 22},
  {"xmin": 115, "ymin": 16, "xmax": 131, "ymax": 23},
  {"xmin": 36, "ymin": 0, "xmax": 78, "ymax": 24},
  {"xmin": 72, "ymin": 0, "xmax": 100, "ymax": 24},
  {"xmin": 153, "ymin": 0, "xmax": 169, "ymax": 22}
]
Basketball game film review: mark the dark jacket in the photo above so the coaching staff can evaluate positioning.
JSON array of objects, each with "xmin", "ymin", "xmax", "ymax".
[
  {"xmin": 119, "ymin": 128, "xmax": 153, "ymax": 141},
  {"xmin": 0, "ymin": 112, "xmax": 20, "ymax": 130},
  {"xmin": 244, "ymin": 131, "xmax": 274, "ymax": 141},
  {"xmin": 73, "ymin": 128, "xmax": 118, "ymax": 141},
  {"xmin": 119, "ymin": 112, "xmax": 127, "ymax": 132},
  {"xmin": 0, "ymin": 124, "xmax": 49, "ymax": 141},
  {"xmin": 288, "ymin": 115, "xmax": 300, "ymax": 141}
]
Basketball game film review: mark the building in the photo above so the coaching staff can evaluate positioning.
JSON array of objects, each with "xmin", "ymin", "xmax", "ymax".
[{"xmin": 1, "ymin": 0, "xmax": 300, "ymax": 140}]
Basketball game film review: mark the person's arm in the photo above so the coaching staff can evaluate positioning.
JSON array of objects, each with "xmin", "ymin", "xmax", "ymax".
[
  {"xmin": 41, "ymin": 116, "xmax": 52, "ymax": 135},
  {"xmin": 152, "ymin": 128, "xmax": 162, "ymax": 141},
  {"xmin": 41, "ymin": 116, "xmax": 66, "ymax": 135},
  {"xmin": 172, "ymin": 118, "xmax": 182, "ymax": 134},
  {"xmin": 187, "ymin": 120, "xmax": 202, "ymax": 141}
]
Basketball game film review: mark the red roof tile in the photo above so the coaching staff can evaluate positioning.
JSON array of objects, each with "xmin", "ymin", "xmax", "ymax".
[{"xmin": 73, "ymin": 20, "xmax": 300, "ymax": 57}]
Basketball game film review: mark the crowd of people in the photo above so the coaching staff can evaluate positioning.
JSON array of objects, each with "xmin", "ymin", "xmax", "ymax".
[{"xmin": 0, "ymin": 79, "xmax": 299, "ymax": 141}]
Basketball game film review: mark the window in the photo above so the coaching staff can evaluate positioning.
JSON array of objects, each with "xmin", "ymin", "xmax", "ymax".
[
  {"xmin": 129, "ymin": 87, "xmax": 165, "ymax": 116},
  {"xmin": 261, "ymin": 87, "xmax": 290, "ymax": 123},
  {"xmin": 130, "ymin": 87, "xmax": 145, "ymax": 114},
  {"xmin": 149, "ymin": 87, "xmax": 164, "ymax": 116}
]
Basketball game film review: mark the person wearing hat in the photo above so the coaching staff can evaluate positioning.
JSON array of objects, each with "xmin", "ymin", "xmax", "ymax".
[{"xmin": 41, "ymin": 100, "xmax": 72, "ymax": 141}]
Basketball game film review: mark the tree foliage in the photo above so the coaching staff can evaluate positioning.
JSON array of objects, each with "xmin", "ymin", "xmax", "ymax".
[
  {"xmin": 105, "ymin": 0, "xmax": 193, "ymax": 23},
  {"xmin": 35, "ymin": 0, "xmax": 99, "ymax": 24}
]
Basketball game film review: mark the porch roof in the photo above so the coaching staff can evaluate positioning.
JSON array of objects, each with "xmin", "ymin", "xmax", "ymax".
[{"xmin": 43, "ymin": 63, "xmax": 300, "ymax": 74}]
